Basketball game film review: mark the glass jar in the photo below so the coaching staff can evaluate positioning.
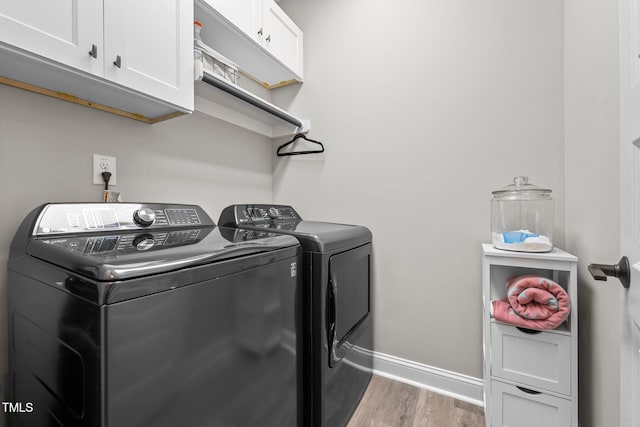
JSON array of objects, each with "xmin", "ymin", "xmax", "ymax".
[{"xmin": 491, "ymin": 176, "xmax": 553, "ymax": 252}]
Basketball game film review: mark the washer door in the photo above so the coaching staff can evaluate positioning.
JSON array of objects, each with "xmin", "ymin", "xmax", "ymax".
[{"xmin": 327, "ymin": 243, "xmax": 371, "ymax": 367}]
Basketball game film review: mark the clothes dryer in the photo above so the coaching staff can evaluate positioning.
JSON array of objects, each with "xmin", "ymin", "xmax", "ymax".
[
  {"xmin": 219, "ymin": 204, "xmax": 373, "ymax": 427},
  {"xmin": 7, "ymin": 203, "xmax": 302, "ymax": 427}
]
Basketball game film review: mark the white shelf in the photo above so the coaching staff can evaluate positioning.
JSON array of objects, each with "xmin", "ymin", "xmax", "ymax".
[
  {"xmin": 194, "ymin": 70, "xmax": 308, "ymax": 138},
  {"xmin": 481, "ymin": 243, "xmax": 578, "ymax": 263}
]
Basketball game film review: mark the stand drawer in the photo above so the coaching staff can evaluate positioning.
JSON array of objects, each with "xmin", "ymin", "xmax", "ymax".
[
  {"xmin": 490, "ymin": 380, "xmax": 571, "ymax": 427},
  {"xmin": 491, "ymin": 322, "xmax": 571, "ymax": 395}
]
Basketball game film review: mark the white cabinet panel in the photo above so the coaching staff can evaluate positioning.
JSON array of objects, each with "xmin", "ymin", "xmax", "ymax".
[
  {"xmin": 491, "ymin": 381, "xmax": 571, "ymax": 427},
  {"xmin": 103, "ymin": 0, "xmax": 193, "ymax": 110},
  {"xmin": 262, "ymin": 0, "xmax": 303, "ymax": 78},
  {"xmin": 491, "ymin": 322, "xmax": 571, "ymax": 395},
  {"xmin": 0, "ymin": 0, "xmax": 103, "ymax": 76},
  {"xmin": 204, "ymin": 0, "xmax": 261, "ymax": 43}
]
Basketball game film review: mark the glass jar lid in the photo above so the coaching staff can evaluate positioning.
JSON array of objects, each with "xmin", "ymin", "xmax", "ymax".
[{"xmin": 492, "ymin": 176, "xmax": 552, "ymax": 199}]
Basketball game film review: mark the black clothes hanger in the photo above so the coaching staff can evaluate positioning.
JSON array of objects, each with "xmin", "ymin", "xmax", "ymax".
[{"xmin": 277, "ymin": 133, "xmax": 325, "ymax": 157}]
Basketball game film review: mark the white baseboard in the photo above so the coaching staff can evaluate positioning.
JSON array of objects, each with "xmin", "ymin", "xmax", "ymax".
[{"xmin": 369, "ymin": 350, "xmax": 485, "ymax": 407}]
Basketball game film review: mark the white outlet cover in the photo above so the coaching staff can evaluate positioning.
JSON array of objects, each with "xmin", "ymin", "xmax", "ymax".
[{"xmin": 93, "ymin": 154, "xmax": 117, "ymax": 186}]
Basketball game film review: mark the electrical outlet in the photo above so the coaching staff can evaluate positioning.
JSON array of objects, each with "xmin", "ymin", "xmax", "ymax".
[{"xmin": 93, "ymin": 154, "xmax": 117, "ymax": 186}]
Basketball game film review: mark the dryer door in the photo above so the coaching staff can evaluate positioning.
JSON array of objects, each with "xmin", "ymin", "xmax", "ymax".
[{"xmin": 327, "ymin": 243, "xmax": 371, "ymax": 367}]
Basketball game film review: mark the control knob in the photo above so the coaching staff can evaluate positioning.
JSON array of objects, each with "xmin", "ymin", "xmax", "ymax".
[
  {"xmin": 133, "ymin": 234, "xmax": 155, "ymax": 251},
  {"xmin": 267, "ymin": 207, "xmax": 279, "ymax": 219},
  {"xmin": 133, "ymin": 208, "xmax": 156, "ymax": 227}
]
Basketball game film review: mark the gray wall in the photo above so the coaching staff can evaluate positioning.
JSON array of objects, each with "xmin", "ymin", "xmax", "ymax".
[
  {"xmin": 564, "ymin": 0, "xmax": 620, "ymax": 425},
  {"xmin": 0, "ymin": 84, "xmax": 273, "ymax": 415},
  {"xmin": 0, "ymin": 1, "xmax": 623, "ymax": 426},
  {"xmin": 273, "ymin": 0, "xmax": 565, "ymax": 378}
]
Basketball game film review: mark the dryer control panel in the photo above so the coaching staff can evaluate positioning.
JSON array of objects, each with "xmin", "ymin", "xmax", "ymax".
[{"xmin": 219, "ymin": 204, "xmax": 301, "ymax": 227}]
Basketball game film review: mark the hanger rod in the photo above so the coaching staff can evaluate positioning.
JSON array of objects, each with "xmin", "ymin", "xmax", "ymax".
[{"xmin": 201, "ymin": 72, "xmax": 304, "ymax": 129}]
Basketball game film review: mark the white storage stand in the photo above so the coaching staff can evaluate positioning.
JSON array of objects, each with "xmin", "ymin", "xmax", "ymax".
[{"xmin": 482, "ymin": 244, "xmax": 578, "ymax": 427}]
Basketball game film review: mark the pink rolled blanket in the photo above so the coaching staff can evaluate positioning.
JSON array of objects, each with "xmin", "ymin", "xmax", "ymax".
[{"xmin": 491, "ymin": 275, "xmax": 571, "ymax": 331}]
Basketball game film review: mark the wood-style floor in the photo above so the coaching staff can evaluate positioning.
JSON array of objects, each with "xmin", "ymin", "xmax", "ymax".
[{"xmin": 347, "ymin": 375, "xmax": 485, "ymax": 427}]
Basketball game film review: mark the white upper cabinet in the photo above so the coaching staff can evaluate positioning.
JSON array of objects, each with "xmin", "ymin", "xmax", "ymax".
[
  {"xmin": 195, "ymin": 0, "xmax": 303, "ymax": 88},
  {"xmin": 0, "ymin": 0, "xmax": 103, "ymax": 76},
  {"xmin": 0, "ymin": 0, "xmax": 193, "ymax": 120},
  {"xmin": 261, "ymin": 0, "xmax": 303, "ymax": 78},
  {"xmin": 103, "ymin": 0, "xmax": 194, "ymax": 110},
  {"xmin": 205, "ymin": 0, "xmax": 261, "ymax": 43}
]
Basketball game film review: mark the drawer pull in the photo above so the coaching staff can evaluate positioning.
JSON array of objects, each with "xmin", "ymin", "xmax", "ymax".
[
  {"xmin": 516, "ymin": 386, "xmax": 542, "ymax": 395},
  {"xmin": 88, "ymin": 44, "xmax": 97, "ymax": 58},
  {"xmin": 516, "ymin": 327, "xmax": 543, "ymax": 335}
]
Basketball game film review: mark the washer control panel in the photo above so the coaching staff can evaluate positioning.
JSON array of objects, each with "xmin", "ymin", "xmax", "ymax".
[
  {"xmin": 42, "ymin": 228, "xmax": 205, "ymax": 254},
  {"xmin": 33, "ymin": 203, "xmax": 212, "ymax": 236}
]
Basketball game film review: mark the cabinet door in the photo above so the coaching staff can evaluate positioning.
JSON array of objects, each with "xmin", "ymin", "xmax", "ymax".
[
  {"xmin": 0, "ymin": 0, "xmax": 103, "ymax": 76},
  {"xmin": 205, "ymin": 0, "xmax": 262, "ymax": 43},
  {"xmin": 103, "ymin": 0, "xmax": 194, "ymax": 110},
  {"xmin": 262, "ymin": 0, "xmax": 303, "ymax": 79},
  {"xmin": 491, "ymin": 322, "xmax": 571, "ymax": 395},
  {"xmin": 491, "ymin": 380, "xmax": 572, "ymax": 427}
]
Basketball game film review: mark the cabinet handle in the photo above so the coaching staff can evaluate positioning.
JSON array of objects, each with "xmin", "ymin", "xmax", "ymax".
[
  {"xmin": 516, "ymin": 386, "xmax": 542, "ymax": 395},
  {"xmin": 516, "ymin": 327, "xmax": 543, "ymax": 335},
  {"xmin": 258, "ymin": 27, "xmax": 263, "ymax": 36},
  {"xmin": 113, "ymin": 55, "xmax": 121, "ymax": 68},
  {"xmin": 88, "ymin": 44, "xmax": 98, "ymax": 59},
  {"xmin": 266, "ymin": 35, "xmax": 271, "ymax": 42}
]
